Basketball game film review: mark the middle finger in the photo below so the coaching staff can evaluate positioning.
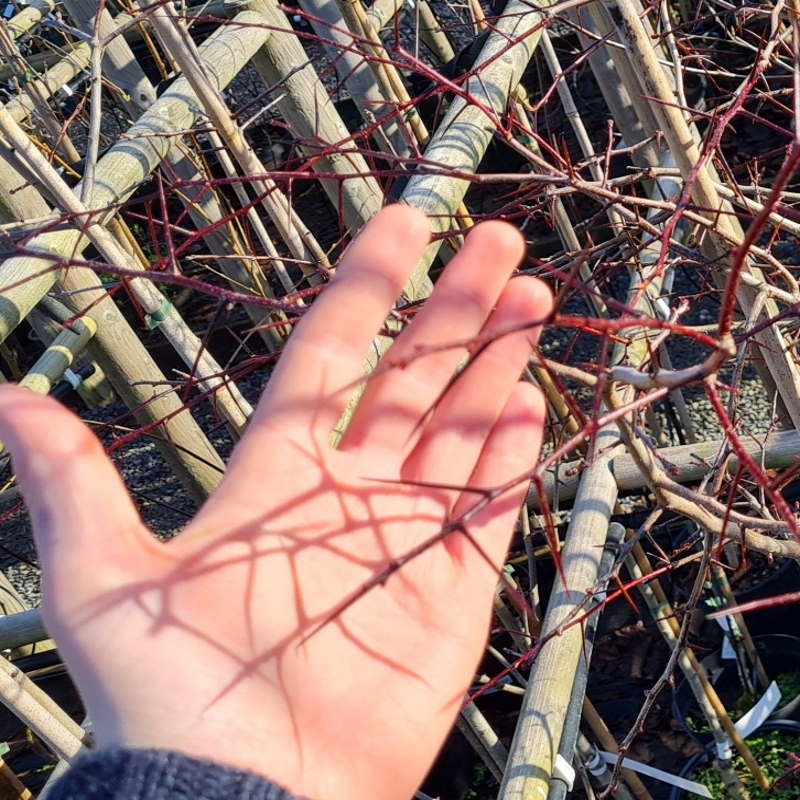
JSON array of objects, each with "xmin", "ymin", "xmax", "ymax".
[{"xmin": 339, "ymin": 220, "xmax": 526, "ymax": 458}]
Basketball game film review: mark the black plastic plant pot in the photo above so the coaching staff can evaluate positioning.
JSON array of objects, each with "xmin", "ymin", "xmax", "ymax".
[
  {"xmin": 668, "ymin": 720, "xmax": 800, "ymax": 800},
  {"xmin": 672, "ymin": 635, "xmax": 800, "ymax": 746},
  {"xmin": 733, "ymin": 557, "xmax": 800, "ymax": 636}
]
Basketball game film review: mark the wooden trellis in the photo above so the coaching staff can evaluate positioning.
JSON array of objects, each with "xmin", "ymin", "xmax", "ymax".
[{"xmin": 0, "ymin": 1, "xmax": 798, "ymax": 798}]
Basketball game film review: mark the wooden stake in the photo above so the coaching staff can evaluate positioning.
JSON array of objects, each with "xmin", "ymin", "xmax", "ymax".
[{"xmin": 0, "ymin": 107, "xmax": 253, "ymax": 435}]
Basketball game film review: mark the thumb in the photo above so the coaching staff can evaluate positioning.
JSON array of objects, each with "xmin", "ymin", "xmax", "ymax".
[{"xmin": 0, "ymin": 384, "xmax": 147, "ymax": 609}]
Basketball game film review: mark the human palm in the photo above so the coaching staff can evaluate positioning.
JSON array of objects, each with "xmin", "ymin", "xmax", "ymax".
[{"xmin": 0, "ymin": 206, "xmax": 551, "ymax": 800}]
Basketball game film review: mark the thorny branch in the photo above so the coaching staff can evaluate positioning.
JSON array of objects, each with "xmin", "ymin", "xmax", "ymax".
[{"xmin": 1, "ymin": 0, "xmax": 800, "ymax": 796}]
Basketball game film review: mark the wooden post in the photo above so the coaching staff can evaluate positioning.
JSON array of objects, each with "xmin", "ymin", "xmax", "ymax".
[
  {"xmin": 0, "ymin": 10, "xmax": 271, "ymax": 342},
  {"xmin": 131, "ymin": 0, "xmax": 330, "ymax": 270},
  {"xmin": 530, "ymin": 427, "xmax": 800, "ymax": 507},
  {"xmin": 298, "ymin": 0, "xmax": 408, "ymax": 156},
  {"xmin": 4, "ymin": 42, "xmax": 91, "ymax": 124},
  {"xmin": 0, "ymin": 1, "xmax": 239, "ymax": 80},
  {"xmin": 0, "ymin": 658, "xmax": 88, "ymax": 763},
  {"xmin": 49, "ymin": 6, "xmax": 290, "ymax": 349},
  {"xmin": 0, "ymin": 610, "xmax": 48, "ymax": 652},
  {"xmin": 0, "ymin": 21, "xmax": 81, "ymax": 166},
  {"xmin": 0, "ymin": 153, "xmax": 225, "ymax": 500},
  {"xmin": 627, "ymin": 542, "xmax": 765, "ymax": 795},
  {"xmin": 498, "ymin": 427, "xmax": 622, "ymax": 800},
  {"xmin": 608, "ymin": 0, "xmax": 800, "ymax": 428},
  {"xmin": 4, "ymin": 0, "xmax": 54, "ymax": 41},
  {"xmin": 416, "ymin": 1, "xmax": 455, "ymax": 64}
]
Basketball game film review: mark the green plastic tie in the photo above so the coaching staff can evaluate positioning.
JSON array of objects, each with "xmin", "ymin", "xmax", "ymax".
[
  {"xmin": 20, "ymin": 67, "xmax": 38, "ymax": 84},
  {"xmin": 144, "ymin": 295, "xmax": 173, "ymax": 330}
]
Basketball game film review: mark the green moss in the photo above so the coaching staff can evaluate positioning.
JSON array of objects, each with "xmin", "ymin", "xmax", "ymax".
[
  {"xmin": 777, "ymin": 672, "xmax": 800, "ymax": 706},
  {"xmin": 695, "ymin": 731, "xmax": 800, "ymax": 799},
  {"xmin": 465, "ymin": 762, "xmax": 492, "ymax": 800}
]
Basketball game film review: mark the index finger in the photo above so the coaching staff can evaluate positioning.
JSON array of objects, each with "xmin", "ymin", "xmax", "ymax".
[{"xmin": 226, "ymin": 205, "xmax": 432, "ymax": 463}]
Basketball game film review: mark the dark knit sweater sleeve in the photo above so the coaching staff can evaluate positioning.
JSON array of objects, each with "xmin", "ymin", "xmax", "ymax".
[{"xmin": 46, "ymin": 747, "xmax": 309, "ymax": 800}]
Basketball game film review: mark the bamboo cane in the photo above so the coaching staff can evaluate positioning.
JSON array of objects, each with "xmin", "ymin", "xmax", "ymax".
[
  {"xmin": 607, "ymin": 0, "xmax": 800, "ymax": 428},
  {"xmin": 332, "ymin": 0, "xmax": 474, "ymax": 232},
  {"xmin": 336, "ymin": 0, "xmax": 426, "ymax": 148},
  {"xmin": 416, "ymin": 1, "xmax": 455, "ymax": 64},
  {"xmin": 514, "ymin": 125, "xmax": 608, "ymax": 318},
  {"xmin": 500, "ymin": 115, "xmax": 669, "ymax": 796},
  {"xmin": 578, "ymin": 3, "xmax": 662, "ymax": 169},
  {"xmin": 709, "ymin": 565, "xmax": 770, "ymax": 691},
  {"xmin": 164, "ymin": 146, "xmax": 291, "ymax": 351},
  {"xmin": 575, "ymin": 733, "xmax": 635, "ymax": 800},
  {"xmin": 0, "ymin": 758, "xmax": 32, "ymax": 799},
  {"xmin": 556, "ymin": 8, "xmax": 696, "ymax": 443},
  {"xmin": 297, "ymin": 0, "xmax": 408, "ymax": 157},
  {"xmin": 246, "ymin": 0, "xmax": 384, "ymax": 231}
]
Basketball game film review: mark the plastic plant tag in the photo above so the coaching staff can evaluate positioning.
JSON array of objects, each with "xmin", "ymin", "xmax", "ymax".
[
  {"xmin": 585, "ymin": 747, "xmax": 605, "ymax": 777},
  {"xmin": 711, "ymin": 613, "xmax": 737, "ymax": 660},
  {"xmin": 735, "ymin": 680, "xmax": 781, "ymax": 740},
  {"xmin": 721, "ymin": 634, "xmax": 736, "ymax": 660},
  {"xmin": 598, "ymin": 752, "xmax": 712, "ymax": 798}
]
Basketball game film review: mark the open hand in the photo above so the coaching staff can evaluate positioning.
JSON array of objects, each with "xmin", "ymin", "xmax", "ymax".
[{"xmin": 0, "ymin": 205, "xmax": 551, "ymax": 800}]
